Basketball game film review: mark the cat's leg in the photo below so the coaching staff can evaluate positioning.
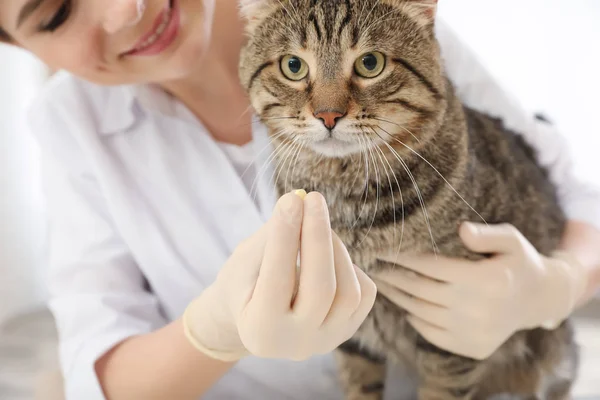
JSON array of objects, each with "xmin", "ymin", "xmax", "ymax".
[
  {"xmin": 415, "ymin": 342, "xmax": 480, "ymax": 400},
  {"xmin": 415, "ymin": 339, "xmax": 577, "ymax": 400},
  {"xmin": 334, "ymin": 340, "xmax": 387, "ymax": 400}
]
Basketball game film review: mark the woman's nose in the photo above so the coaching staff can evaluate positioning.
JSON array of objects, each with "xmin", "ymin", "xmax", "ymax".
[{"xmin": 103, "ymin": 0, "xmax": 146, "ymax": 34}]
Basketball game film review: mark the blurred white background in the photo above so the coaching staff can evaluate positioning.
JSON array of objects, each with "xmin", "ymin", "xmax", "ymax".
[
  {"xmin": 438, "ymin": 0, "xmax": 600, "ymax": 185},
  {"xmin": 0, "ymin": 1, "xmax": 599, "ymax": 324},
  {"xmin": 0, "ymin": 48, "xmax": 49, "ymax": 325}
]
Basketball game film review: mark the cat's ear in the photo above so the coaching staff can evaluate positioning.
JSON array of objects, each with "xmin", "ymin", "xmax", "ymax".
[
  {"xmin": 238, "ymin": 0, "xmax": 277, "ymax": 24},
  {"xmin": 387, "ymin": 0, "xmax": 438, "ymax": 27}
]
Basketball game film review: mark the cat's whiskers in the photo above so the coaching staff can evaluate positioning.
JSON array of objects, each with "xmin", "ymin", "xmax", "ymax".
[
  {"xmin": 264, "ymin": 14, "xmax": 299, "ymax": 43},
  {"xmin": 289, "ymin": 139, "xmax": 306, "ymax": 190},
  {"xmin": 362, "ymin": 8, "xmax": 401, "ymax": 39},
  {"xmin": 248, "ymin": 132, "xmax": 293, "ymax": 201},
  {"xmin": 372, "ymin": 117, "xmax": 421, "ymax": 143},
  {"xmin": 274, "ymin": 0, "xmax": 301, "ymax": 27},
  {"xmin": 374, "ymin": 127, "xmax": 439, "ymax": 256},
  {"xmin": 262, "ymin": 116, "xmax": 299, "ymax": 121},
  {"xmin": 241, "ymin": 128, "xmax": 288, "ymax": 181},
  {"xmin": 249, "ymin": 136, "xmax": 291, "ymax": 202},
  {"xmin": 211, "ymin": 114, "xmax": 294, "ymax": 195},
  {"xmin": 357, "ymin": 135, "xmax": 383, "ymax": 248},
  {"xmin": 277, "ymin": 139, "xmax": 303, "ymax": 194},
  {"xmin": 273, "ymin": 139, "xmax": 300, "ymax": 195},
  {"xmin": 370, "ymin": 136, "xmax": 398, "ymax": 252},
  {"xmin": 356, "ymin": 0, "xmax": 371, "ymax": 30},
  {"xmin": 348, "ymin": 136, "xmax": 366, "ymax": 193},
  {"xmin": 243, "ymin": 130, "xmax": 289, "ymax": 205},
  {"xmin": 349, "ymin": 135, "xmax": 371, "ymax": 234},
  {"xmin": 237, "ymin": 105, "xmax": 255, "ymax": 121},
  {"xmin": 235, "ymin": 116, "xmax": 298, "ymax": 130},
  {"xmin": 369, "ymin": 127, "xmax": 406, "ymax": 256},
  {"xmin": 363, "ymin": 15, "xmax": 416, "ymax": 38},
  {"xmin": 359, "ymin": 0, "xmax": 382, "ymax": 32},
  {"xmin": 285, "ymin": 138, "xmax": 305, "ymax": 193},
  {"xmin": 377, "ymin": 125, "xmax": 488, "ymax": 226}
]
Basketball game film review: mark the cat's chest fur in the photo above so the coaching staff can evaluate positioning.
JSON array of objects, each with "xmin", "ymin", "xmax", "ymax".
[{"xmin": 272, "ymin": 143, "xmax": 477, "ymax": 273}]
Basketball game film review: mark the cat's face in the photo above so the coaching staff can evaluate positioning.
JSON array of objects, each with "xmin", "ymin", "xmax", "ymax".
[{"xmin": 240, "ymin": 0, "xmax": 445, "ymax": 158}]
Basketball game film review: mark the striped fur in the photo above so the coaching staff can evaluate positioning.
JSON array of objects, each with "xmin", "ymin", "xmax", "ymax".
[{"xmin": 239, "ymin": 1, "xmax": 579, "ymax": 399}]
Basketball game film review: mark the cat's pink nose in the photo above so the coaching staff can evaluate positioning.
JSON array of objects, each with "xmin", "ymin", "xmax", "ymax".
[{"xmin": 314, "ymin": 110, "xmax": 346, "ymax": 130}]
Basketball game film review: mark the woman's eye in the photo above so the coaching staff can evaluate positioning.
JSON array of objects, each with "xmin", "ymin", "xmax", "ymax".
[
  {"xmin": 354, "ymin": 52, "xmax": 386, "ymax": 78},
  {"xmin": 280, "ymin": 55, "xmax": 309, "ymax": 81},
  {"xmin": 39, "ymin": 0, "xmax": 72, "ymax": 32}
]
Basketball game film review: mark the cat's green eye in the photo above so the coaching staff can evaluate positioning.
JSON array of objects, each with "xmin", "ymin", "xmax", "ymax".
[
  {"xmin": 354, "ymin": 52, "xmax": 386, "ymax": 78},
  {"xmin": 280, "ymin": 55, "xmax": 309, "ymax": 81}
]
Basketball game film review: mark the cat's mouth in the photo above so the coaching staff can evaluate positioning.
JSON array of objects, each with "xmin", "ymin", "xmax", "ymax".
[{"xmin": 309, "ymin": 134, "xmax": 372, "ymax": 158}]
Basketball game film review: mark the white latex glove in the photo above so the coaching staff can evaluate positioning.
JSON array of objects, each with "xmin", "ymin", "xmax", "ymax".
[
  {"xmin": 183, "ymin": 190, "xmax": 377, "ymax": 362},
  {"xmin": 373, "ymin": 222, "xmax": 587, "ymax": 360}
]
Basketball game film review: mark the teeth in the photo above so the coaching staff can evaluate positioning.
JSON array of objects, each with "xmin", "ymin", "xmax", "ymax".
[{"xmin": 134, "ymin": 9, "xmax": 171, "ymax": 51}]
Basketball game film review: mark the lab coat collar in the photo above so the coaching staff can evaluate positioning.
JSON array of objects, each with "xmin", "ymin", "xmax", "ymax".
[
  {"xmin": 99, "ymin": 81, "xmax": 278, "ymax": 222},
  {"xmin": 98, "ymin": 83, "xmax": 176, "ymax": 135},
  {"xmin": 98, "ymin": 84, "xmax": 138, "ymax": 135}
]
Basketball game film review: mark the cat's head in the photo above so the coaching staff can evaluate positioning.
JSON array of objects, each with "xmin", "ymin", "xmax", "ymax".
[{"xmin": 239, "ymin": 0, "xmax": 448, "ymax": 159}]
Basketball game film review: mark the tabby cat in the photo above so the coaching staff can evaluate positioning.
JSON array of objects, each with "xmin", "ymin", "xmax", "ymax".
[{"xmin": 238, "ymin": 0, "xmax": 579, "ymax": 399}]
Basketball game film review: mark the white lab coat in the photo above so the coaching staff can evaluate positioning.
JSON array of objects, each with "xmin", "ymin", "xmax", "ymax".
[{"xmin": 28, "ymin": 20, "xmax": 600, "ymax": 400}]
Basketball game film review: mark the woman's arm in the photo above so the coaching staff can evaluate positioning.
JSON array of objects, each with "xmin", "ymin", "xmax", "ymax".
[
  {"xmin": 41, "ymin": 143, "xmax": 234, "ymax": 400},
  {"xmin": 96, "ymin": 318, "xmax": 234, "ymax": 400},
  {"xmin": 33, "ymin": 92, "xmax": 233, "ymax": 400}
]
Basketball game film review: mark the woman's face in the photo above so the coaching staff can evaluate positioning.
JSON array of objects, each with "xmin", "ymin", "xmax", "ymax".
[{"xmin": 0, "ymin": 0, "xmax": 215, "ymax": 85}]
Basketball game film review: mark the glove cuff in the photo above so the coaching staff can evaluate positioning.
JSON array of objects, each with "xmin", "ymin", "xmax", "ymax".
[
  {"xmin": 182, "ymin": 295, "xmax": 249, "ymax": 362},
  {"xmin": 537, "ymin": 250, "xmax": 588, "ymax": 330},
  {"xmin": 551, "ymin": 250, "xmax": 588, "ymax": 307}
]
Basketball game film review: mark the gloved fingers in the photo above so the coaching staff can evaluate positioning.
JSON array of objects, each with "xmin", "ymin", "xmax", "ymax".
[
  {"xmin": 253, "ymin": 191, "xmax": 304, "ymax": 312},
  {"xmin": 405, "ymin": 314, "xmax": 482, "ymax": 360},
  {"xmin": 376, "ymin": 253, "xmax": 471, "ymax": 283},
  {"xmin": 293, "ymin": 192, "xmax": 337, "ymax": 323},
  {"xmin": 459, "ymin": 222, "xmax": 526, "ymax": 255},
  {"xmin": 321, "ymin": 232, "xmax": 362, "ymax": 327},
  {"xmin": 376, "ymin": 280, "xmax": 450, "ymax": 329},
  {"xmin": 347, "ymin": 264, "xmax": 377, "ymax": 330},
  {"xmin": 371, "ymin": 268, "xmax": 453, "ymax": 307},
  {"xmin": 229, "ymin": 223, "xmax": 270, "ymax": 286}
]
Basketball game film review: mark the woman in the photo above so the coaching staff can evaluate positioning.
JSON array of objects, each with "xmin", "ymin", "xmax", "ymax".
[{"xmin": 1, "ymin": 0, "xmax": 598, "ymax": 399}]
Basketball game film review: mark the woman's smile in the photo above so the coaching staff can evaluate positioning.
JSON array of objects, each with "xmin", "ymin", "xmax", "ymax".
[{"xmin": 122, "ymin": 0, "xmax": 180, "ymax": 57}]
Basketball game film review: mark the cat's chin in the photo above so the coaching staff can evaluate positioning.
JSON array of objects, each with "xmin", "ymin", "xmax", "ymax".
[{"xmin": 308, "ymin": 137, "xmax": 365, "ymax": 158}]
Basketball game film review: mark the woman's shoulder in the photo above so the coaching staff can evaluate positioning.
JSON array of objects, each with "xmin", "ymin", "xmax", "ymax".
[
  {"xmin": 28, "ymin": 72, "xmax": 138, "ymax": 139},
  {"xmin": 27, "ymin": 73, "xmax": 141, "ymax": 173}
]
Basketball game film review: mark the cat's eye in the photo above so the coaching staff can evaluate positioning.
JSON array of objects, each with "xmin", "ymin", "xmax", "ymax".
[
  {"xmin": 354, "ymin": 52, "xmax": 386, "ymax": 78},
  {"xmin": 280, "ymin": 55, "xmax": 309, "ymax": 81}
]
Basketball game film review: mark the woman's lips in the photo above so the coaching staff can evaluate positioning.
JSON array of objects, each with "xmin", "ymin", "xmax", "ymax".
[{"xmin": 123, "ymin": 0, "xmax": 180, "ymax": 57}]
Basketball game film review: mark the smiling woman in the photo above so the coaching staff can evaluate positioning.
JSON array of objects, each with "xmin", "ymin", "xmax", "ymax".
[{"xmin": 0, "ymin": 0, "xmax": 212, "ymax": 87}]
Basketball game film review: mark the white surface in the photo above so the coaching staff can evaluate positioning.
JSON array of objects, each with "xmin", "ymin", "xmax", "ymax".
[
  {"xmin": 438, "ymin": 0, "xmax": 600, "ymax": 186},
  {"xmin": 0, "ymin": 46, "xmax": 49, "ymax": 325}
]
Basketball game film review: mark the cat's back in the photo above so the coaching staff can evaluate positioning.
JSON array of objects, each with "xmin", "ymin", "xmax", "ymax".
[{"xmin": 462, "ymin": 106, "xmax": 566, "ymax": 254}]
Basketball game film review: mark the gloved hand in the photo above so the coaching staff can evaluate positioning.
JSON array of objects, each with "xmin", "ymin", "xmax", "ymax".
[
  {"xmin": 372, "ymin": 222, "xmax": 587, "ymax": 360},
  {"xmin": 183, "ymin": 190, "xmax": 377, "ymax": 362}
]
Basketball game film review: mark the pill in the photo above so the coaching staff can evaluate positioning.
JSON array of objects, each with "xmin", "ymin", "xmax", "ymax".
[{"xmin": 294, "ymin": 189, "xmax": 307, "ymax": 199}]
